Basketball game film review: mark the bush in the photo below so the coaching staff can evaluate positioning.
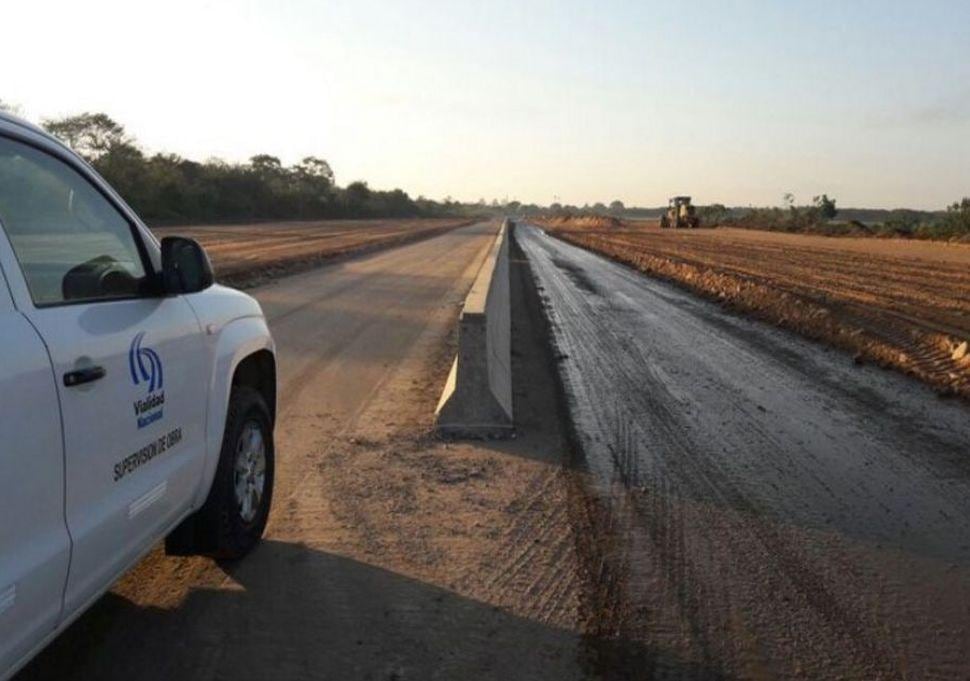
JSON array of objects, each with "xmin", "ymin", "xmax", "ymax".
[
  {"xmin": 939, "ymin": 198, "xmax": 970, "ymax": 237},
  {"xmin": 734, "ymin": 195, "xmax": 970, "ymax": 241}
]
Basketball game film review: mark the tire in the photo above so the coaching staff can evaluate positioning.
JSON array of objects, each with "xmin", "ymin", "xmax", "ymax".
[{"xmin": 196, "ymin": 386, "xmax": 275, "ymax": 560}]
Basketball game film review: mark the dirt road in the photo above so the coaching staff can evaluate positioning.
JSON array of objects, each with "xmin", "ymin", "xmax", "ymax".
[
  {"xmin": 517, "ymin": 223, "xmax": 970, "ymax": 679},
  {"xmin": 20, "ymin": 221, "xmax": 590, "ymax": 680},
  {"xmin": 547, "ymin": 221, "xmax": 970, "ymax": 399},
  {"xmin": 154, "ymin": 218, "xmax": 474, "ymax": 288}
]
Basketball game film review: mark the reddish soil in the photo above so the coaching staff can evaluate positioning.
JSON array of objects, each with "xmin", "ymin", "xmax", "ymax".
[
  {"xmin": 538, "ymin": 218, "xmax": 970, "ymax": 400},
  {"xmin": 153, "ymin": 218, "xmax": 475, "ymax": 288},
  {"xmin": 541, "ymin": 215, "xmax": 622, "ymax": 230}
]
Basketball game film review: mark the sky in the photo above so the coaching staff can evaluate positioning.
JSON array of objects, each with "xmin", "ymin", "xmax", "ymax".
[{"xmin": 2, "ymin": 0, "xmax": 969, "ymax": 209}]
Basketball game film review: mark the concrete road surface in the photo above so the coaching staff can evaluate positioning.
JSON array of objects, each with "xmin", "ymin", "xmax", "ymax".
[
  {"xmin": 517, "ymin": 223, "xmax": 970, "ymax": 679},
  {"xmin": 21, "ymin": 221, "xmax": 594, "ymax": 681}
]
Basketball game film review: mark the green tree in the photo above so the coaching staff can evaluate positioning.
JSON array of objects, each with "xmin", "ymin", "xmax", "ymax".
[
  {"xmin": 249, "ymin": 154, "xmax": 283, "ymax": 176},
  {"xmin": 343, "ymin": 181, "xmax": 372, "ymax": 215},
  {"xmin": 609, "ymin": 200, "xmax": 625, "ymax": 214},
  {"xmin": 42, "ymin": 112, "xmax": 130, "ymax": 161},
  {"xmin": 813, "ymin": 194, "xmax": 838, "ymax": 220},
  {"xmin": 699, "ymin": 203, "xmax": 729, "ymax": 224},
  {"xmin": 940, "ymin": 197, "xmax": 970, "ymax": 236},
  {"xmin": 297, "ymin": 156, "xmax": 334, "ymax": 185},
  {"xmin": 94, "ymin": 143, "xmax": 149, "ymax": 208},
  {"xmin": 345, "ymin": 181, "xmax": 371, "ymax": 203}
]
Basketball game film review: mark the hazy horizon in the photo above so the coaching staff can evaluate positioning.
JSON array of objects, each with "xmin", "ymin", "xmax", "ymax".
[{"xmin": 3, "ymin": 0, "xmax": 968, "ymax": 210}]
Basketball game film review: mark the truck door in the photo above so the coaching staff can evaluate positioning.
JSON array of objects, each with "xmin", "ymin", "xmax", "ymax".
[
  {"xmin": 0, "ymin": 265, "xmax": 71, "ymax": 674},
  {"xmin": 0, "ymin": 135, "xmax": 209, "ymax": 616}
]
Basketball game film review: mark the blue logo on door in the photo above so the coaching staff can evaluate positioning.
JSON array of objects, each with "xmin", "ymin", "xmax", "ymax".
[
  {"xmin": 129, "ymin": 331, "xmax": 164, "ymax": 392},
  {"xmin": 130, "ymin": 332, "xmax": 166, "ymax": 429}
]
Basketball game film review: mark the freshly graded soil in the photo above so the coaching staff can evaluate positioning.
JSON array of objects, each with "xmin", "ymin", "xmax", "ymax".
[
  {"xmin": 543, "ymin": 220, "xmax": 970, "ymax": 400},
  {"xmin": 153, "ymin": 218, "xmax": 475, "ymax": 288}
]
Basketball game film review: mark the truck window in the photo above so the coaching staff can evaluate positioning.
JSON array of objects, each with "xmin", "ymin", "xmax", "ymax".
[{"xmin": 0, "ymin": 136, "xmax": 149, "ymax": 306}]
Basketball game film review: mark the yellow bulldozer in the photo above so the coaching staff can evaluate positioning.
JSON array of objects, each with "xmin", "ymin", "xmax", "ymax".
[{"xmin": 659, "ymin": 196, "xmax": 700, "ymax": 229}]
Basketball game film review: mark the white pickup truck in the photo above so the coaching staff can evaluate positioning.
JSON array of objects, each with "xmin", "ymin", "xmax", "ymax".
[{"xmin": 0, "ymin": 113, "xmax": 277, "ymax": 678}]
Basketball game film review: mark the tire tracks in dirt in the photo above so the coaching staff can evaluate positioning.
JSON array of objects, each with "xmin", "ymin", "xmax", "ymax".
[
  {"xmin": 518, "ymin": 222, "xmax": 970, "ymax": 679},
  {"xmin": 551, "ymin": 227, "xmax": 970, "ymax": 400}
]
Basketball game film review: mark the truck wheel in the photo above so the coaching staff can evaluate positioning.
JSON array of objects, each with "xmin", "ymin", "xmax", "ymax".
[{"xmin": 202, "ymin": 386, "xmax": 275, "ymax": 560}]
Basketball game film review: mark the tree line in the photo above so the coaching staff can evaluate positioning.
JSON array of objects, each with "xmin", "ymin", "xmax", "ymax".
[
  {"xmin": 20, "ymin": 110, "xmax": 465, "ymax": 225},
  {"xmin": 544, "ymin": 193, "xmax": 970, "ymax": 241},
  {"xmin": 703, "ymin": 194, "xmax": 970, "ymax": 240},
  {"xmin": 2, "ymin": 102, "xmax": 966, "ymax": 238}
]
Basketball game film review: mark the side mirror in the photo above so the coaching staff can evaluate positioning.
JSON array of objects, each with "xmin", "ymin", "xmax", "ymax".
[{"xmin": 160, "ymin": 236, "xmax": 214, "ymax": 294}]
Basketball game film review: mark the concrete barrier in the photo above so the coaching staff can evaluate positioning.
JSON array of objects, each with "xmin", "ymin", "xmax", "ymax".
[{"xmin": 435, "ymin": 219, "xmax": 513, "ymax": 437}]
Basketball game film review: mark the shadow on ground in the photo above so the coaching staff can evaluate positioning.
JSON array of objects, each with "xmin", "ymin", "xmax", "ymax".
[
  {"xmin": 19, "ymin": 226, "xmax": 728, "ymax": 681},
  {"xmin": 19, "ymin": 540, "xmax": 722, "ymax": 681}
]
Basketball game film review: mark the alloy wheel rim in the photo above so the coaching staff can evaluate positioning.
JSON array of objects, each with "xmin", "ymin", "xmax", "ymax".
[{"xmin": 234, "ymin": 421, "xmax": 266, "ymax": 524}]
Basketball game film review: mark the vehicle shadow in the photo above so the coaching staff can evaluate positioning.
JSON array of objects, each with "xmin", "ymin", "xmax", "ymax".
[{"xmin": 17, "ymin": 540, "xmax": 725, "ymax": 681}]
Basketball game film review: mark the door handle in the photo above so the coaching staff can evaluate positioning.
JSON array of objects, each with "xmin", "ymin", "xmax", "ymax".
[{"xmin": 63, "ymin": 366, "xmax": 106, "ymax": 387}]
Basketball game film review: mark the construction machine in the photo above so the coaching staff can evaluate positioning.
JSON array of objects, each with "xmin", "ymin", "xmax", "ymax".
[{"xmin": 659, "ymin": 196, "xmax": 700, "ymax": 229}]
